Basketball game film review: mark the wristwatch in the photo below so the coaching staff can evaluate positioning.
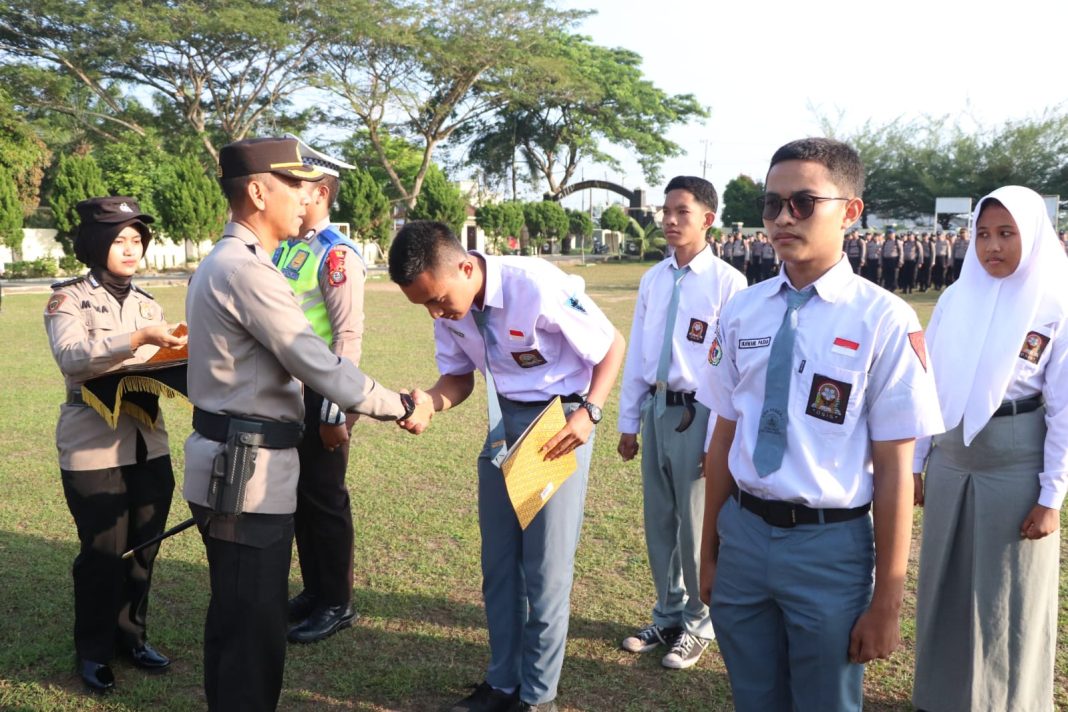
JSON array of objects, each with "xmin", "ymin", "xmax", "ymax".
[
  {"xmin": 580, "ymin": 398, "xmax": 603, "ymax": 424},
  {"xmin": 399, "ymin": 392, "xmax": 416, "ymax": 420}
]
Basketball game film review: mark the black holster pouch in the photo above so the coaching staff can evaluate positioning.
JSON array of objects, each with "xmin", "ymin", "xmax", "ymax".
[{"xmin": 208, "ymin": 422, "xmax": 265, "ymax": 516}]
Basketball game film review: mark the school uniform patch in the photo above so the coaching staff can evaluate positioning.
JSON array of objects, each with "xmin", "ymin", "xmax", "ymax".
[
  {"xmin": 139, "ymin": 301, "xmax": 154, "ymax": 319},
  {"xmin": 739, "ymin": 336, "xmax": 771, "ymax": 349},
  {"xmin": 1019, "ymin": 331, "xmax": 1050, "ymax": 364},
  {"xmin": 326, "ymin": 248, "xmax": 346, "ymax": 287},
  {"xmin": 708, "ymin": 337, "xmax": 723, "ymax": 366},
  {"xmin": 45, "ymin": 293, "xmax": 67, "ymax": 314},
  {"xmin": 508, "ymin": 329, "xmax": 525, "ymax": 341},
  {"xmin": 282, "ymin": 249, "xmax": 309, "ymax": 279},
  {"xmin": 831, "ymin": 336, "xmax": 860, "ymax": 357},
  {"xmin": 908, "ymin": 331, "xmax": 927, "ymax": 371},
  {"xmin": 805, "ymin": 374, "xmax": 852, "ymax": 425},
  {"xmin": 565, "ymin": 296, "xmax": 587, "ymax": 314},
  {"xmin": 511, "ymin": 349, "xmax": 548, "ymax": 368},
  {"xmin": 686, "ymin": 318, "xmax": 708, "ymax": 343}
]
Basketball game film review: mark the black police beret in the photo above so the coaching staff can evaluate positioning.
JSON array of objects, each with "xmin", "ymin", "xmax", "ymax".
[
  {"xmin": 76, "ymin": 196, "xmax": 154, "ymax": 226},
  {"xmin": 218, "ymin": 137, "xmax": 326, "ymax": 182}
]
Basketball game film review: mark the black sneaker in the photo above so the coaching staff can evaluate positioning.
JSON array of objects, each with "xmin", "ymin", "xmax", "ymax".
[
  {"xmin": 445, "ymin": 682, "xmax": 518, "ymax": 712},
  {"xmin": 621, "ymin": 623, "xmax": 681, "ymax": 653},
  {"xmin": 661, "ymin": 630, "xmax": 711, "ymax": 669}
]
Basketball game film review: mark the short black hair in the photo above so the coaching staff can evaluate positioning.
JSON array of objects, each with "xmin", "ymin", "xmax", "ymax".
[
  {"xmin": 768, "ymin": 138, "xmax": 865, "ymax": 197},
  {"xmin": 320, "ymin": 175, "xmax": 340, "ymax": 205},
  {"xmin": 977, "ymin": 197, "xmax": 1005, "ymax": 220},
  {"xmin": 218, "ymin": 174, "xmax": 259, "ymax": 205},
  {"xmin": 664, "ymin": 175, "xmax": 718, "ymax": 212},
  {"xmin": 388, "ymin": 220, "xmax": 467, "ymax": 286}
]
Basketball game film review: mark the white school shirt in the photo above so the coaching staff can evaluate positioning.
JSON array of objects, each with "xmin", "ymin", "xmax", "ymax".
[
  {"xmin": 617, "ymin": 246, "xmax": 746, "ymax": 433},
  {"xmin": 699, "ymin": 256, "xmax": 944, "ymax": 509},
  {"xmin": 433, "ymin": 253, "xmax": 616, "ymax": 401},
  {"xmin": 914, "ymin": 303, "xmax": 1068, "ymax": 509}
]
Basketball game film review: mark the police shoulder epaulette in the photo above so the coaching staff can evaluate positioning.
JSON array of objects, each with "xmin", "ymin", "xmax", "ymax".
[
  {"xmin": 132, "ymin": 283, "xmax": 155, "ymax": 299},
  {"xmin": 50, "ymin": 275, "xmax": 85, "ymax": 290}
]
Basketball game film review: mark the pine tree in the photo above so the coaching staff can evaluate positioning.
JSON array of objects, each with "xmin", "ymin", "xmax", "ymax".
[
  {"xmin": 0, "ymin": 170, "xmax": 23, "ymax": 253},
  {"xmin": 336, "ymin": 167, "xmax": 393, "ymax": 248},
  {"xmin": 154, "ymin": 154, "xmax": 227, "ymax": 244},
  {"xmin": 407, "ymin": 165, "xmax": 467, "ymax": 236},
  {"xmin": 49, "ymin": 152, "xmax": 108, "ymax": 255}
]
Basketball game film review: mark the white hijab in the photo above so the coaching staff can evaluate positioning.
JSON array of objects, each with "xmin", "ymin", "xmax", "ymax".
[{"xmin": 928, "ymin": 185, "xmax": 1068, "ymax": 445}]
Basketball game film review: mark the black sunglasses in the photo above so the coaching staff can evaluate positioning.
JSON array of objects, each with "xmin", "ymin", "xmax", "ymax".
[{"xmin": 758, "ymin": 193, "xmax": 850, "ymax": 221}]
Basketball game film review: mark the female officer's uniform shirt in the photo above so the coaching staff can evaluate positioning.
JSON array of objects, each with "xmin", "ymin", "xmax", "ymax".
[
  {"xmin": 433, "ymin": 253, "xmax": 615, "ymax": 399},
  {"xmin": 44, "ymin": 272, "xmax": 171, "ymax": 470},
  {"xmin": 617, "ymin": 245, "xmax": 746, "ymax": 434},
  {"xmin": 699, "ymin": 256, "xmax": 943, "ymax": 509}
]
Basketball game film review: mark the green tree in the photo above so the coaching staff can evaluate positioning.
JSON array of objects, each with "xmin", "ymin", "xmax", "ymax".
[
  {"xmin": 0, "ymin": 170, "xmax": 24, "ymax": 253},
  {"xmin": 500, "ymin": 201, "xmax": 526, "ymax": 245},
  {"xmin": 465, "ymin": 33, "xmax": 707, "ymax": 195},
  {"xmin": 599, "ymin": 204, "xmax": 629, "ymax": 232},
  {"xmin": 566, "ymin": 208, "xmax": 593, "ymax": 251},
  {"xmin": 95, "ymin": 131, "xmax": 168, "ymax": 217},
  {"xmin": 720, "ymin": 174, "xmax": 764, "ymax": 227},
  {"xmin": 475, "ymin": 203, "xmax": 504, "ymax": 252},
  {"xmin": 0, "ymin": 88, "xmax": 50, "ymax": 215},
  {"xmin": 407, "ymin": 165, "xmax": 467, "ymax": 235},
  {"xmin": 337, "ymin": 166, "xmax": 393, "ymax": 248},
  {"xmin": 49, "ymin": 151, "xmax": 108, "ymax": 254},
  {"xmin": 153, "ymin": 154, "xmax": 227, "ymax": 245},
  {"xmin": 340, "ymin": 131, "xmax": 424, "ymax": 205}
]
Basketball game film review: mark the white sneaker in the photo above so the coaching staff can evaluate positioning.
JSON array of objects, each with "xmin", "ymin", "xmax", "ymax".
[{"xmin": 661, "ymin": 631, "xmax": 711, "ymax": 669}]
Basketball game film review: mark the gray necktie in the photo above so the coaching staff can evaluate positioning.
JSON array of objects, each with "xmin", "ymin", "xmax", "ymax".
[
  {"xmin": 654, "ymin": 266, "xmax": 690, "ymax": 417},
  {"xmin": 472, "ymin": 307, "xmax": 508, "ymax": 468},
  {"xmin": 752, "ymin": 287, "xmax": 815, "ymax": 477}
]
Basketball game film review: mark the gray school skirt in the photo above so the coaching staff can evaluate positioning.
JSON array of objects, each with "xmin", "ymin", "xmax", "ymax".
[{"xmin": 912, "ymin": 407, "xmax": 1059, "ymax": 712}]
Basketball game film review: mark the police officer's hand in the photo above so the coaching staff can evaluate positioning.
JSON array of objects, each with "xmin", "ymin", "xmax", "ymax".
[
  {"xmin": 617, "ymin": 433, "xmax": 639, "ymax": 461},
  {"xmin": 913, "ymin": 473, "xmax": 924, "ymax": 506},
  {"xmin": 132, "ymin": 323, "xmax": 188, "ymax": 350},
  {"xmin": 320, "ymin": 423, "xmax": 349, "ymax": 452},
  {"xmin": 1020, "ymin": 504, "xmax": 1060, "ymax": 540},
  {"xmin": 541, "ymin": 408, "xmax": 594, "ymax": 461}
]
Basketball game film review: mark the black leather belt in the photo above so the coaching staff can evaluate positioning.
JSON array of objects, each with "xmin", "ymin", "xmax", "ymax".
[
  {"xmin": 648, "ymin": 386, "xmax": 696, "ymax": 406},
  {"xmin": 731, "ymin": 484, "xmax": 870, "ymax": 528},
  {"xmin": 66, "ymin": 389, "xmax": 85, "ymax": 405},
  {"xmin": 992, "ymin": 394, "xmax": 1043, "ymax": 418},
  {"xmin": 192, "ymin": 407, "xmax": 303, "ymax": 449},
  {"xmin": 504, "ymin": 394, "xmax": 584, "ymax": 408}
]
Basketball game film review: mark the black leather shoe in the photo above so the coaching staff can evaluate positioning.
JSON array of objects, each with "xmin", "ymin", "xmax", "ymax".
[
  {"xmin": 129, "ymin": 643, "xmax": 171, "ymax": 672},
  {"xmin": 445, "ymin": 682, "xmax": 518, "ymax": 712},
  {"xmin": 287, "ymin": 604, "xmax": 356, "ymax": 644},
  {"xmin": 287, "ymin": 590, "xmax": 318, "ymax": 623},
  {"xmin": 77, "ymin": 658, "xmax": 115, "ymax": 693}
]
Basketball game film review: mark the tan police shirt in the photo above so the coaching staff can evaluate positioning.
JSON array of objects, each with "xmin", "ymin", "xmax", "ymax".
[
  {"xmin": 44, "ymin": 273, "xmax": 171, "ymax": 470},
  {"xmin": 183, "ymin": 222, "xmax": 405, "ymax": 514}
]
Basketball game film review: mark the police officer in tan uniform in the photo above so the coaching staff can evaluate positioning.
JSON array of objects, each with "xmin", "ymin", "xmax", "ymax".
[
  {"xmin": 183, "ymin": 137, "xmax": 431, "ymax": 711},
  {"xmin": 44, "ymin": 197, "xmax": 186, "ymax": 693},
  {"xmin": 271, "ymin": 138, "xmax": 366, "ymax": 643}
]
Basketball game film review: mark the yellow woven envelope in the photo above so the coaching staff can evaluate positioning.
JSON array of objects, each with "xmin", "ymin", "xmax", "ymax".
[{"xmin": 500, "ymin": 396, "xmax": 577, "ymax": 529}]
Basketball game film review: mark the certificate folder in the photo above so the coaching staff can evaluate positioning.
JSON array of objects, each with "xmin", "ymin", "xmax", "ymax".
[{"xmin": 500, "ymin": 396, "xmax": 578, "ymax": 529}]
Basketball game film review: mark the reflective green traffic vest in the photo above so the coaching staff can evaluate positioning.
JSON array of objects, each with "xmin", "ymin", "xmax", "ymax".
[{"xmin": 272, "ymin": 226, "xmax": 362, "ymax": 343}]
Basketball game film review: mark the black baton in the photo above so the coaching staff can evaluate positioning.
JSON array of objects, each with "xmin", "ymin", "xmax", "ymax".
[{"xmin": 121, "ymin": 517, "xmax": 196, "ymax": 560}]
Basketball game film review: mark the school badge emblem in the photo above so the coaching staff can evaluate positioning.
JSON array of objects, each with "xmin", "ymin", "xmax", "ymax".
[
  {"xmin": 139, "ymin": 302, "xmax": 154, "ymax": 319},
  {"xmin": 805, "ymin": 374, "xmax": 852, "ymax": 425},
  {"xmin": 687, "ymin": 318, "xmax": 708, "ymax": 343},
  {"xmin": 565, "ymin": 296, "xmax": 587, "ymax": 314},
  {"xmin": 708, "ymin": 337, "xmax": 722, "ymax": 366},
  {"xmin": 511, "ymin": 349, "xmax": 548, "ymax": 368},
  {"xmin": 1019, "ymin": 331, "xmax": 1050, "ymax": 364}
]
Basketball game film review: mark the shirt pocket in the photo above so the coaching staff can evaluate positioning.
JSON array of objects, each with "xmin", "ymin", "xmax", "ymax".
[
  {"xmin": 87, "ymin": 310, "xmax": 116, "ymax": 340},
  {"xmin": 793, "ymin": 360, "xmax": 867, "ymax": 439}
]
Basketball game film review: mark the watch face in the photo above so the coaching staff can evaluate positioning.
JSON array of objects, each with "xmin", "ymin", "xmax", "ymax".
[{"xmin": 585, "ymin": 402, "xmax": 603, "ymax": 423}]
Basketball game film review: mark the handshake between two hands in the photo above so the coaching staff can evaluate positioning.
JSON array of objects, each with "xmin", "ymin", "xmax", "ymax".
[{"xmin": 397, "ymin": 388, "xmax": 434, "ymax": 435}]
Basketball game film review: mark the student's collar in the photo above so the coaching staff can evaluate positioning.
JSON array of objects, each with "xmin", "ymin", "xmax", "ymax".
[
  {"xmin": 773, "ymin": 254, "xmax": 852, "ymax": 304},
  {"xmin": 471, "ymin": 251, "xmax": 503, "ymax": 311},
  {"xmin": 669, "ymin": 244, "xmax": 714, "ymax": 274}
]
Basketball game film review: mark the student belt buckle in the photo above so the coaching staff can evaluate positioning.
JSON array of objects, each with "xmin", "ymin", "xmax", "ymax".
[{"xmin": 654, "ymin": 381, "xmax": 667, "ymax": 394}]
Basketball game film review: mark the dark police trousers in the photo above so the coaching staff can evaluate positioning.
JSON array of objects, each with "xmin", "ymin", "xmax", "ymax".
[
  {"xmin": 294, "ymin": 389, "xmax": 355, "ymax": 606},
  {"xmin": 61, "ymin": 454, "xmax": 174, "ymax": 662},
  {"xmin": 190, "ymin": 503, "xmax": 294, "ymax": 712}
]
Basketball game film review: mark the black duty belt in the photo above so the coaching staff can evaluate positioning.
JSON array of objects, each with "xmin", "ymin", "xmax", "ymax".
[
  {"xmin": 648, "ymin": 386, "xmax": 696, "ymax": 406},
  {"xmin": 504, "ymin": 394, "xmax": 584, "ymax": 408},
  {"xmin": 192, "ymin": 407, "xmax": 303, "ymax": 449},
  {"xmin": 731, "ymin": 483, "xmax": 870, "ymax": 528},
  {"xmin": 992, "ymin": 394, "xmax": 1043, "ymax": 418},
  {"xmin": 66, "ymin": 389, "xmax": 86, "ymax": 405}
]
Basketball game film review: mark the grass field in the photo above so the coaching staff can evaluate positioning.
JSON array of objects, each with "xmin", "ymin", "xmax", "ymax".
[{"xmin": 0, "ymin": 261, "xmax": 1064, "ymax": 711}]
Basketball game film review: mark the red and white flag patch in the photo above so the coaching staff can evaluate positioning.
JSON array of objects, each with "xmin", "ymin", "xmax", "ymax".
[
  {"xmin": 831, "ymin": 336, "xmax": 860, "ymax": 357},
  {"xmin": 508, "ymin": 329, "xmax": 525, "ymax": 341}
]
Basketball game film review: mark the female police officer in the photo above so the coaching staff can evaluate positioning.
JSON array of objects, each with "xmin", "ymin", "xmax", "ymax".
[{"xmin": 44, "ymin": 197, "xmax": 186, "ymax": 693}]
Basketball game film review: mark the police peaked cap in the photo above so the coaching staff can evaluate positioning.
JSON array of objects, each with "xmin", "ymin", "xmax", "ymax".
[
  {"xmin": 217, "ymin": 137, "xmax": 326, "ymax": 181},
  {"xmin": 284, "ymin": 133, "xmax": 355, "ymax": 177}
]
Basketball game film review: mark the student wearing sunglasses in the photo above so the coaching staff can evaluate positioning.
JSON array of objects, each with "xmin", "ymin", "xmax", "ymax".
[{"xmin": 698, "ymin": 138, "xmax": 943, "ymax": 711}]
